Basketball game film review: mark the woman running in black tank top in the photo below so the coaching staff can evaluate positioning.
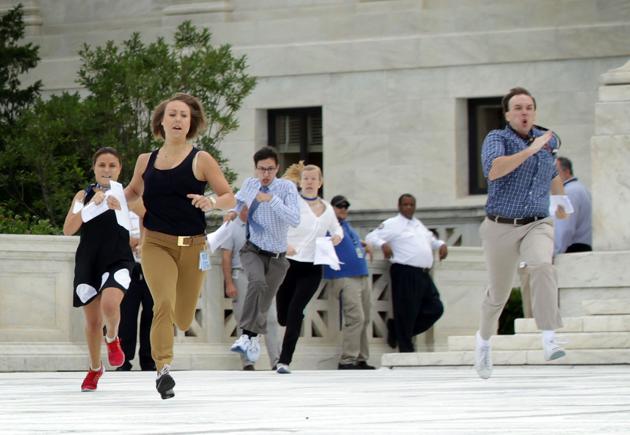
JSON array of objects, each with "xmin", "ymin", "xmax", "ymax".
[
  {"xmin": 63, "ymin": 147, "xmax": 134, "ymax": 392},
  {"xmin": 124, "ymin": 93, "xmax": 235, "ymax": 399}
]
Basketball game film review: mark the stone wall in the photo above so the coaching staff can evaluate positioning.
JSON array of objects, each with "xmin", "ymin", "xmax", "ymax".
[{"xmin": 2, "ymin": 0, "xmax": 629, "ymax": 212}]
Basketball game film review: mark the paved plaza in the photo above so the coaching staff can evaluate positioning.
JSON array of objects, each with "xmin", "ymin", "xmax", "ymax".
[{"xmin": 1, "ymin": 365, "xmax": 629, "ymax": 434}]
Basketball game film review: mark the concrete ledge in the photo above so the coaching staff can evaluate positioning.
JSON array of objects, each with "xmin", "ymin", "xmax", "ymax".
[{"xmin": 382, "ymin": 349, "xmax": 630, "ymax": 368}]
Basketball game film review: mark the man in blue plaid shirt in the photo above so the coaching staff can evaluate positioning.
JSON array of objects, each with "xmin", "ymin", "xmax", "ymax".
[
  {"xmin": 225, "ymin": 147, "xmax": 300, "ymax": 364},
  {"xmin": 474, "ymin": 87, "xmax": 568, "ymax": 380}
]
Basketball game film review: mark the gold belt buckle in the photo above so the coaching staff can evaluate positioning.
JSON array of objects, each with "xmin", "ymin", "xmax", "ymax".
[{"xmin": 177, "ymin": 236, "xmax": 191, "ymax": 247}]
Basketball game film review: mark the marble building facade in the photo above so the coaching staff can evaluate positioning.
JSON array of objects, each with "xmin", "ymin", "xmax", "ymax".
[
  {"xmin": 2, "ymin": 1, "xmax": 630, "ymax": 370},
  {"xmin": 3, "ymin": 0, "xmax": 630, "ymax": 244}
]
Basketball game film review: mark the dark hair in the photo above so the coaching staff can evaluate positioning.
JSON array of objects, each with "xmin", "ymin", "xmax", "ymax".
[
  {"xmin": 398, "ymin": 193, "xmax": 416, "ymax": 206},
  {"xmin": 501, "ymin": 87, "xmax": 537, "ymax": 114},
  {"xmin": 151, "ymin": 93, "xmax": 207, "ymax": 140},
  {"xmin": 92, "ymin": 147, "xmax": 121, "ymax": 167},
  {"xmin": 253, "ymin": 146, "xmax": 279, "ymax": 166},
  {"xmin": 556, "ymin": 156, "xmax": 573, "ymax": 175}
]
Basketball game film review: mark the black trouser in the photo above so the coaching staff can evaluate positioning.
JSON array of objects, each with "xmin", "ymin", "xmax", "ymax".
[
  {"xmin": 565, "ymin": 243, "xmax": 592, "ymax": 253},
  {"xmin": 276, "ymin": 260, "xmax": 323, "ymax": 365},
  {"xmin": 390, "ymin": 263, "xmax": 444, "ymax": 353},
  {"xmin": 119, "ymin": 263, "xmax": 155, "ymax": 370}
]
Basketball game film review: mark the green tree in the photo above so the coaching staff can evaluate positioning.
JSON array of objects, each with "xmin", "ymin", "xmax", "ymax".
[
  {"xmin": 77, "ymin": 20, "xmax": 256, "ymax": 184},
  {"xmin": 0, "ymin": 4, "xmax": 43, "ymax": 224},
  {"xmin": 3, "ymin": 20, "xmax": 256, "ymax": 228},
  {"xmin": 0, "ymin": 4, "xmax": 41, "ymax": 126}
]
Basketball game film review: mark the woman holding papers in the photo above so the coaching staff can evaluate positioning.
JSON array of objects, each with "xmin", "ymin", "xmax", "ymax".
[
  {"xmin": 123, "ymin": 93, "xmax": 234, "ymax": 399},
  {"xmin": 63, "ymin": 147, "xmax": 134, "ymax": 392},
  {"xmin": 274, "ymin": 163, "xmax": 343, "ymax": 374}
]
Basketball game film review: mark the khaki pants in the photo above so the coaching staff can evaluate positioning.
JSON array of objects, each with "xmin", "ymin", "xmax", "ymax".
[
  {"xmin": 142, "ymin": 230, "xmax": 207, "ymax": 370},
  {"xmin": 232, "ymin": 269, "xmax": 282, "ymax": 367},
  {"xmin": 479, "ymin": 218, "xmax": 563, "ymax": 339},
  {"xmin": 329, "ymin": 276, "xmax": 371, "ymax": 364}
]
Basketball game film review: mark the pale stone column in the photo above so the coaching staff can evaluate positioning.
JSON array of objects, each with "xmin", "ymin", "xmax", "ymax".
[{"xmin": 592, "ymin": 60, "xmax": 630, "ymax": 250}]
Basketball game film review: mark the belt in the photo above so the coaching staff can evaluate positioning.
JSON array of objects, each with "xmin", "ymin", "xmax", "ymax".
[
  {"xmin": 145, "ymin": 230, "xmax": 207, "ymax": 247},
  {"xmin": 487, "ymin": 215, "xmax": 546, "ymax": 226},
  {"xmin": 246, "ymin": 241, "xmax": 285, "ymax": 259}
]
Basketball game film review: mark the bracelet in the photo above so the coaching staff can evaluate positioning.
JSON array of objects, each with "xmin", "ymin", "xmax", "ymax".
[{"xmin": 208, "ymin": 195, "xmax": 217, "ymax": 209}]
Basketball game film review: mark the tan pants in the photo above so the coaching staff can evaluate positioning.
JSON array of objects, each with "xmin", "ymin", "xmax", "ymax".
[
  {"xmin": 479, "ymin": 217, "xmax": 563, "ymax": 339},
  {"xmin": 142, "ymin": 230, "xmax": 207, "ymax": 370},
  {"xmin": 329, "ymin": 276, "xmax": 371, "ymax": 364}
]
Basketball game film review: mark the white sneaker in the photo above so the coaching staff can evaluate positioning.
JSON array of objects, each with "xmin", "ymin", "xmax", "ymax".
[
  {"xmin": 246, "ymin": 336, "xmax": 261, "ymax": 362},
  {"xmin": 474, "ymin": 331, "xmax": 492, "ymax": 379},
  {"xmin": 230, "ymin": 334, "xmax": 250, "ymax": 355},
  {"xmin": 543, "ymin": 338, "xmax": 566, "ymax": 361},
  {"xmin": 276, "ymin": 363, "xmax": 291, "ymax": 374}
]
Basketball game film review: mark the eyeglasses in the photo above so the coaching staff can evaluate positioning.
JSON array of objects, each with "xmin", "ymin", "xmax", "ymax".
[
  {"xmin": 256, "ymin": 166, "xmax": 277, "ymax": 174},
  {"xmin": 334, "ymin": 204, "xmax": 349, "ymax": 210}
]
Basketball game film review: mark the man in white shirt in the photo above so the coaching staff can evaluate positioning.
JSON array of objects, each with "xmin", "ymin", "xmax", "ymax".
[{"xmin": 366, "ymin": 193, "xmax": 447, "ymax": 352}]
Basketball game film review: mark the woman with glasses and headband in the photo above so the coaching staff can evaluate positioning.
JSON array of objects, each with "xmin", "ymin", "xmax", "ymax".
[
  {"xmin": 124, "ymin": 93, "xmax": 235, "ymax": 399},
  {"xmin": 474, "ymin": 87, "xmax": 568, "ymax": 380},
  {"xmin": 272, "ymin": 162, "xmax": 343, "ymax": 374}
]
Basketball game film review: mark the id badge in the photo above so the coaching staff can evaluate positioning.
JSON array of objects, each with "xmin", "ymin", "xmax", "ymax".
[
  {"xmin": 199, "ymin": 251, "xmax": 211, "ymax": 271},
  {"xmin": 355, "ymin": 247, "xmax": 364, "ymax": 259}
]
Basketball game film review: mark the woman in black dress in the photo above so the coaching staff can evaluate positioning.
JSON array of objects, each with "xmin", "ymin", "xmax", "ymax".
[{"xmin": 63, "ymin": 147, "xmax": 135, "ymax": 392}]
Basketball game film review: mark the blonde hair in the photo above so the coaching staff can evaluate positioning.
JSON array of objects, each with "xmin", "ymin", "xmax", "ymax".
[
  {"xmin": 301, "ymin": 164, "xmax": 322, "ymax": 181},
  {"xmin": 282, "ymin": 160, "xmax": 304, "ymax": 186},
  {"xmin": 282, "ymin": 162, "xmax": 323, "ymax": 186}
]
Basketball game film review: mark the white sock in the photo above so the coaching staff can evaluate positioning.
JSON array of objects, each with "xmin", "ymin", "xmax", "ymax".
[
  {"xmin": 105, "ymin": 335, "xmax": 117, "ymax": 344},
  {"xmin": 476, "ymin": 331, "xmax": 490, "ymax": 346},
  {"xmin": 542, "ymin": 330, "xmax": 555, "ymax": 343},
  {"xmin": 90, "ymin": 364, "xmax": 101, "ymax": 371}
]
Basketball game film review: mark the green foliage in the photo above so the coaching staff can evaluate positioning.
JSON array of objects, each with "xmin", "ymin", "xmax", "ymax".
[
  {"xmin": 0, "ymin": 205, "xmax": 60, "ymax": 235},
  {"xmin": 1, "ymin": 19, "xmax": 256, "ymax": 231},
  {"xmin": 76, "ymin": 20, "xmax": 256, "ymax": 185},
  {"xmin": 498, "ymin": 288, "xmax": 524, "ymax": 335},
  {"xmin": 0, "ymin": 4, "xmax": 42, "ymax": 126},
  {"xmin": 3, "ymin": 93, "xmax": 89, "ymax": 226}
]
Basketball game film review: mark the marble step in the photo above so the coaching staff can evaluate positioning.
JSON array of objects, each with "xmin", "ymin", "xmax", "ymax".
[
  {"xmin": 381, "ymin": 348, "xmax": 630, "ymax": 368},
  {"xmin": 582, "ymin": 299, "xmax": 630, "ymax": 315},
  {"xmin": 514, "ymin": 315, "xmax": 630, "ymax": 333},
  {"xmin": 0, "ymin": 342, "xmax": 389, "ymax": 372},
  {"xmin": 447, "ymin": 332, "xmax": 630, "ymax": 351}
]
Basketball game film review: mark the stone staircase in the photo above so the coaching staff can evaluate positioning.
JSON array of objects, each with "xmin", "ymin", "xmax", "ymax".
[{"xmin": 382, "ymin": 299, "xmax": 630, "ymax": 368}]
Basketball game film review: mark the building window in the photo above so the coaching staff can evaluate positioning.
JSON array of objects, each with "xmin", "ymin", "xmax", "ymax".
[
  {"xmin": 468, "ymin": 97, "xmax": 504, "ymax": 195},
  {"xmin": 268, "ymin": 107, "xmax": 322, "ymax": 171}
]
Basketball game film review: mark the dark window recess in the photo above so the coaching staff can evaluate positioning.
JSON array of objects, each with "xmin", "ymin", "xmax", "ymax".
[
  {"xmin": 268, "ymin": 107, "xmax": 323, "ymax": 172},
  {"xmin": 468, "ymin": 98, "xmax": 504, "ymax": 195}
]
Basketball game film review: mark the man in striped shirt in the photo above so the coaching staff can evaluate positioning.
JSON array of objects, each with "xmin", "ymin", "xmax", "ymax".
[{"xmin": 225, "ymin": 147, "xmax": 300, "ymax": 364}]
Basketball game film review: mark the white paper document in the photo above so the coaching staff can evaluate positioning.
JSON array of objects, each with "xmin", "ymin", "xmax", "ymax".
[
  {"xmin": 207, "ymin": 221, "xmax": 232, "ymax": 253},
  {"xmin": 79, "ymin": 181, "xmax": 130, "ymax": 231},
  {"xmin": 314, "ymin": 237, "xmax": 342, "ymax": 271},
  {"xmin": 549, "ymin": 195, "xmax": 574, "ymax": 216},
  {"xmin": 80, "ymin": 199, "xmax": 108, "ymax": 223},
  {"xmin": 72, "ymin": 200, "xmax": 84, "ymax": 214},
  {"xmin": 109, "ymin": 181, "xmax": 131, "ymax": 231}
]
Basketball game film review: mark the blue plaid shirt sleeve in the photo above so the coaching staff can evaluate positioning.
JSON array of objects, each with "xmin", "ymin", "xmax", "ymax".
[{"xmin": 481, "ymin": 131, "xmax": 505, "ymax": 178}]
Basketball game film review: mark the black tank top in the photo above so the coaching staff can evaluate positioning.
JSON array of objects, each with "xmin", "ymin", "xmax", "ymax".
[{"xmin": 142, "ymin": 147, "xmax": 207, "ymax": 236}]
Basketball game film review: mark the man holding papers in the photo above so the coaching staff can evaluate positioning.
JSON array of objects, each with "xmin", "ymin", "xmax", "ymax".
[
  {"xmin": 224, "ymin": 147, "xmax": 300, "ymax": 369},
  {"xmin": 475, "ymin": 87, "xmax": 568, "ymax": 380},
  {"xmin": 366, "ymin": 194, "xmax": 447, "ymax": 353}
]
